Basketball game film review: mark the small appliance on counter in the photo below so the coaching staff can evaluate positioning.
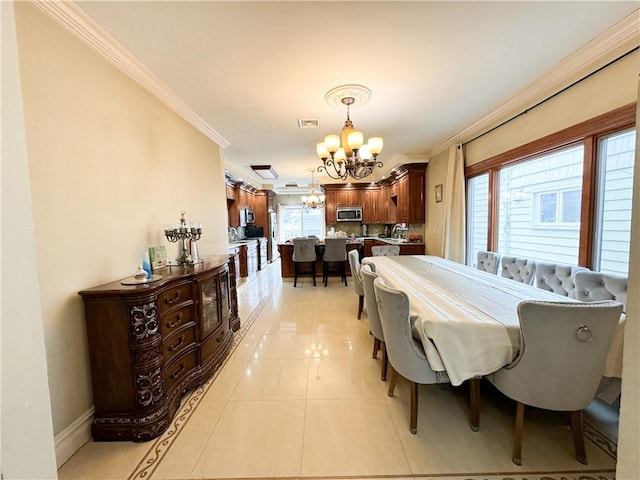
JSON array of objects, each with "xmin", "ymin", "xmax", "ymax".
[{"xmin": 246, "ymin": 226, "xmax": 264, "ymax": 238}]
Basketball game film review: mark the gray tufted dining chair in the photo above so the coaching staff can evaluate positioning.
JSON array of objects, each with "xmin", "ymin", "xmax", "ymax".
[
  {"xmin": 373, "ymin": 276, "xmax": 438, "ymax": 434},
  {"xmin": 371, "ymin": 245, "xmax": 401, "ymax": 256},
  {"xmin": 535, "ymin": 262, "xmax": 588, "ymax": 298},
  {"xmin": 500, "ymin": 256, "xmax": 536, "ymax": 285},
  {"xmin": 476, "ymin": 251, "xmax": 501, "ymax": 274},
  {"xmin": 360, "ymin": 264, "xmax": 387, "ymax": 381},
  {"xmin": 348, "ymin": 249, "xmax": 365, "ymax": 319},
  {"xmin": 487, "ymin": 300, "xmax": 623, "ymax": 466},
  {"xmin": 292, "ymin": 238, "xmax": 317, "ymax": 287},
  {"xmin": 574, "ymin": 271, "xmax": 627, "ymax": 312},
  {"xmin": 322, "ymin": 238, "xmax": 348, "ymax": 287}
]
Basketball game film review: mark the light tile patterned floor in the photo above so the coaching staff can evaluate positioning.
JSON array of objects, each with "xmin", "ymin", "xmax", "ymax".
[{"xmin": 58, "ymin": 260, "xmax": 618, "ymax": 480}]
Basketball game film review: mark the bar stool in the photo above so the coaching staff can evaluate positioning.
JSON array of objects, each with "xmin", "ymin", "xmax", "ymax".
[
  {"xmin": 293, "ymin": 238, "xmax": 317, "ymax": 287},
  {"xmin": 322, "ymin": 238, "xmax": 348, "ymax": 287}
]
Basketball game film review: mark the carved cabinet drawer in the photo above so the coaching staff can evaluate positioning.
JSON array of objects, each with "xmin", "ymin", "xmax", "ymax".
[
  {"xmin": 159, "ymin": 304, "xmax": 194, "ymax": 337},
  {"xmin": 201, "ymin": 322, "xmax": 230, "ymax": 363},
  {"xmin": 157, "ymin": 281, "xmax": 193, "ymax": 316},
  {"xmin": 163, "ymin": 323, "xmax": 197, "ymax": 364},
  {"xmin": 164, "ymin": 347, "xmax": 198, "ymax": 392}
]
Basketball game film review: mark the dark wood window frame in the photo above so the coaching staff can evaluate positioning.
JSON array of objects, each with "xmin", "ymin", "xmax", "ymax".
[{"xmin": 464, "ymin": 102, "xmax": 636, "ymax": 269}]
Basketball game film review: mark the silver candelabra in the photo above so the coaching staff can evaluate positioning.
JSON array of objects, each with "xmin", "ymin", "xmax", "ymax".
[{"xmin": 164, "ymin": 212, "xmax": 202, "ymax": 265}]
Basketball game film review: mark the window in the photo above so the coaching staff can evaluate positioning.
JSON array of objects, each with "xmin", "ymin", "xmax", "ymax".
[
  {"xmin": 465, "ymin": 103, "xmax": 635, "ymax": 275},
  {"xmin": 534, "ymin": 188, "xmax": 581, "ymax": 225},
  {"xmin": 497, "ymin": 146, "xmax": 583, "ymax": 264},
  {"xmin": 466, "ymin": 173, "xmax": 489, "ymax": 267},
  {"xmin": 277, "ymin": 204, "xmax": 325, "ymax": 241},
  {"xmin": 593, "ymin": 129, "xmax": 636, "ymax": 275}
]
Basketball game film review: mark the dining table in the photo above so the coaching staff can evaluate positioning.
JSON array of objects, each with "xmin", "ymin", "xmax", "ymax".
[{"xmin": 362, "ymin": 255, "xmax": 625, "ymax": 386}]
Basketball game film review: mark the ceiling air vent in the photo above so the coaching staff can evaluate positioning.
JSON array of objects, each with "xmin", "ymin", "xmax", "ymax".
[
  {"xmin": 297, "ymin": 118, "xmax": 319, "ymax": 129},
  {"xmin": 285, "ymin": 183, "xmax": 298, "ymax": 188}
]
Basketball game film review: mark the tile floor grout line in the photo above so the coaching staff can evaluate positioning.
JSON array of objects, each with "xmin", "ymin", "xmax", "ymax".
[{"xmin": 127, "ymin": 288, "xmax": 271, "ymax": 480}]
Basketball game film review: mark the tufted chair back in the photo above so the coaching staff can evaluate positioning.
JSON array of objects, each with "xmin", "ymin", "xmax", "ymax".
[
  {"xmin": 348, "ymin": 249, "xmax": 365, "ymax": 318},
  {"xmin": 292, "ymin": 238, "xmax": 317, "ymax": 263},
  {"xmin": 348, "ymin": 249, "xmax": 364, "ymax": 296},
  {"xmin": 371, "ymin": 245, "xmax": 401, "ymax": 256},
  {"xmin": 535, "ymin": 262, "xmax": 588, "ymax": 298},
  {"xmin": 323, "ymin": 238, "xmax": 347, "ymax": 262},
  {"xmin": 476, "ymin": 251, "xmax": 501, "ymax": 274},
  {"xmin": 501, "ymin": 256, "xmax": 536, "ymax": 285},
  {"xmin": 574, "ymin": 271, "xmax": 627, "ymax": 313},
  {"xmin": 361, "ymin": 264, "xmax": 383, "ymax": 342}
]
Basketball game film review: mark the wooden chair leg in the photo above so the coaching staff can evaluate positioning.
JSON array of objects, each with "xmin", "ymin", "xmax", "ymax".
[
  {"xmin": 372, "ymin": 337, "xmax": 380, "ymax": 359},
  {"xmin": 381, "ymin": 344, "xmax": 388, "ymax": 381},
  {"xmin": 410, "ymin": 381, "xmax": 419, "ymax": 434},
  {"xmin": 469, "ymin": 377, "xmax": 480, "ymax": 432},
  {"xmin": 312, "ymin": 261, "xmax": 316, "ymax": 287},
  {"xmin": 571, "ymin": 410, "xmax": 588, "ymax": 465},
  {"xmin": 387, "ymin": 366, "xmax": 398, "ymax": 397},
  {"xmin": 357, "ymin": 295, "xmax": 364, "ymax": 319},
  {"xmin": 294, "ymin": 262, "xmax": 298, "ymax": 287},
  {"xmin": 512, "ymin": 402, "xmax": 524, "ymax": 466}
]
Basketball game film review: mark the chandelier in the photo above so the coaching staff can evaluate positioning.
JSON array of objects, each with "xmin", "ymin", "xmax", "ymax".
[
  {"xmin": 301, "ymin": 169, "xmax": 325, "ymax": 209},
  {"xmin": 316, "ymin": 84, "xmax": 384, "ymax": 181}
]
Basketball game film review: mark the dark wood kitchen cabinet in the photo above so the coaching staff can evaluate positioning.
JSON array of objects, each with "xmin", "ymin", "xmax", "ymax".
[{"xmin": 78, "ymin": 256, "xmax": 239, "ymax": 442}]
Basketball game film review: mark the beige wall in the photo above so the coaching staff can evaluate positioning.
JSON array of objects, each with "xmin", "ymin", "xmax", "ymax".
[
  {"xmin": 425, "ymin": 51, "xmax": 639, "ymax": 477},
  {"xmin": 14, "ymin": 1, "xmax": 228, "ymax": 447},
  {"xmin": 2, "ymin": 1, "xmax": 58, "ymax": 477}
]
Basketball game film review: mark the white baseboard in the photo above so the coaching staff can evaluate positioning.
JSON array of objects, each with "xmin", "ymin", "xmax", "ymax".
[{"xmin": 54, "ymin": 407, "xmax": 94, "ymax": 468}]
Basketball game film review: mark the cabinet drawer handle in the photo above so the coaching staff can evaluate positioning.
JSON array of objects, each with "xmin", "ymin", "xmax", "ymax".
[
  {"xmin": 215, "ymin": 330, "xmax": 226, "ymax": 343},
  {"xmin": 167, "ymin": 335, "xmax": 185, "ymax": 352},
  {"xmin": 163, "ymin": 291, "xmax": 181, "ymax": 305},
  {"xmin": 164, "ymin": 312, "xmax": 183, "ymax": 329},
  {"xmin": 169, "ymin": 363, "xmax": 185, "ymax": 380}
]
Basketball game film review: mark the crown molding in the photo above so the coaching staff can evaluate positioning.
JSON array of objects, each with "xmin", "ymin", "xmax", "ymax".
[
  {"xmin": 32, "ymin": 0, "xmax": 230, "ymax": 149},
  {"xmin": 429, "ymin": 10, "xmax": 640, "ymax": 157}
]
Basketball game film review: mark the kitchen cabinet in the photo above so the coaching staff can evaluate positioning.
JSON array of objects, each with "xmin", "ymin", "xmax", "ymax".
[
  {"xmin": 322, "ymin": 163, "xmax": 427, "ymax": 225},
  {"xmin": 389, "ymin": 164, "xmax": 426, "ymax": 224},
  {"xmin": 324, "ymin": 190, "xmax": 338, "ymax": 224},
  {"xmin": 336, "ymin": 188, "xmax": 361, "ymax": 207},
  {"xmin": 361, "ymin": 188, "xmax": 381, "ymax": 224},
  {"xmin": 78, "ymin": 256, "xmax": 239, "ymax": 442},
  {"xmin": 225, "ymin": 182, "xmax": 236, "ymax": 200}
]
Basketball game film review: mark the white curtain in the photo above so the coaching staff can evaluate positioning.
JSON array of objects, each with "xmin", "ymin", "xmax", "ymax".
[{"xmin": 442, "ymin": 143, "xmax": 466, "ymax": 263}]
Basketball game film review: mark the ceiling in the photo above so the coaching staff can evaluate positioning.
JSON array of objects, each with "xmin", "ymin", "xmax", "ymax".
[{"xmin": 72, "ymin": 1, "xmax": 638, "ymax": 193}]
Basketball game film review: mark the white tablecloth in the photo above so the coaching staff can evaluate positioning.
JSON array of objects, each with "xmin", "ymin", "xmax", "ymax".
[{"xmin": 364, "ymin": 255, "xmax": 585, "ymax": 386}]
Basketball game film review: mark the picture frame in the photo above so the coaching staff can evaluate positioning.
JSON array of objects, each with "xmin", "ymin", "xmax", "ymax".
[
  {"xmin": 149, "ymin": 245, "xmax": 168, "ymax": 270},
  {"xmin": 435, "ymin": 184, "xmax": 443, "ymax": 203}
]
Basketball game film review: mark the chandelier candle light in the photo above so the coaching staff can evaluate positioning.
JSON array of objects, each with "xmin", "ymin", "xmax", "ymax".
[
  {"xmin": 164, "ymin": 212, "xmax": 202, "ymax": 265},
  {"xmin": 302, "ymin": 169, "xmax": 326, "ymax": 209},
  {"xmin": 316, "ymin": 84, "xmax": 384, "ymax": 181}
]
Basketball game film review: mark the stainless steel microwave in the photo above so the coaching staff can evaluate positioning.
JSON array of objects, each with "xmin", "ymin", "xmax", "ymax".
[
  {"xmin": 240, "ymin": 208, "xmax": 255, "ymax": 226},
  {"xmin": 337, "ymin": 206, "xmax": 363, "ymax": 222}
]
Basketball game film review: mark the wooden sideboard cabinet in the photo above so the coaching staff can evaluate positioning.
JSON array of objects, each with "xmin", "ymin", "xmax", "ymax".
[{"xmin": 78, "ymin": 256, "xmax": 240, "ymax": 442}]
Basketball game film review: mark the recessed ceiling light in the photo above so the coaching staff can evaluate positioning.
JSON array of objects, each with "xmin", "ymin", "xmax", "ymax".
[{"xmin": 250, "ymin": 165, "xmax": 278, "ymax": 179}]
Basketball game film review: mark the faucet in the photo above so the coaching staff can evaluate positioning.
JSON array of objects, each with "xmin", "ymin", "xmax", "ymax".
[
  {"xmin": 392, "ymin": 224, "xmax": 407, "ymax": 239},
  {"xmin": 228, "ymin": 227, "xmax": 238, "ymax": 242}
]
